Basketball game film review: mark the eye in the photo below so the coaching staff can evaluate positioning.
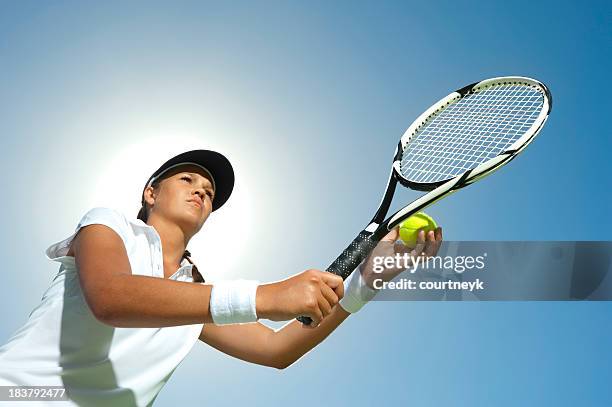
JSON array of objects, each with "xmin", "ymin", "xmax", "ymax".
[
  {"xmin": 180, "ymin": 175, "xmax": 192, "ymax": 183},
  {"xmin": 206, "ymin": 190, "xmax": 214, "ymax": 200}
]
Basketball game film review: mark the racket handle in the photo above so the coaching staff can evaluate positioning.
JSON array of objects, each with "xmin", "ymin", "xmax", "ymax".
[
  {"xmin": 297, "ymin": 230, "xmax": 377, "ymax": 326},
  {"xmin": 326, "ymin": 230, "xmax": 378, "ymax": 279}
]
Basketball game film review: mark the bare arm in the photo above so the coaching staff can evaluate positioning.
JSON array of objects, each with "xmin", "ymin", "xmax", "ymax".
[
  {"xmin": 269, "ymin": 305, "xmax": 351, "ymax": 369},
  {"xmin": 199, "ymin": 323, "xmax": 277, "ymax": 367},
  {"xmin": 200, "ymin": 305, "xmax": 349, "ymax": 369},
  {"xmin": 72, "ymin": 224, "xmax": 343, "ymax": 328},
  {"xmin": 73, "ymin": 224, "xmax": 214, "ymax": 327}
]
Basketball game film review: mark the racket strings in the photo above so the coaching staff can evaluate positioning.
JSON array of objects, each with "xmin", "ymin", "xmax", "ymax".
[
  {"xmin": 406, "ymin": 87, "xmax": 540, "ymax": 177},
  {"xmin": 400, "ymin": 84, "xmax": 544, "ymax": 184}
]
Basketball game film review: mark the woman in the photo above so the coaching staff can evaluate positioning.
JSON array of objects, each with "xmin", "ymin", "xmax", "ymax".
[{"xmin": 0, "ymin": 149, "xmax": 442, "ymax": 406}]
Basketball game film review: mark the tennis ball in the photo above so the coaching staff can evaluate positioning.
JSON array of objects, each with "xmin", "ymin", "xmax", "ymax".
[{"xmin": 399, "ymin": 212, "xmax": 438, "ymax": 246}]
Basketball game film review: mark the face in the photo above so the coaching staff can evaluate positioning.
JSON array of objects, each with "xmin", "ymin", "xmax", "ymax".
[{"xmin": 143, "ymin": 164, "xmax": 215, "ymax": 234}]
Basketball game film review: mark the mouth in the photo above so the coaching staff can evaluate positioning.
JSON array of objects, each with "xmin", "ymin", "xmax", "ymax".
[{"xmin": 187, "ymin": 199, "xmax": 202, "ymax": 209}]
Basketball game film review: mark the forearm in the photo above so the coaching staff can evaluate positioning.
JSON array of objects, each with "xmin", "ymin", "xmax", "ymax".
[
  {"xmin": 92, "ymin": 272, "xmax": 339, "ymax": 329},
  {"xmin": 92, "ymin": 274, "xmax": 213, "ymax": 328},
  {"xmin": 200, "ymin": 322, "xmax": 279, "ymax": 368},
  {"xmin": 270, "ymin": 305, "xmax": 351, "ymax": 369}
]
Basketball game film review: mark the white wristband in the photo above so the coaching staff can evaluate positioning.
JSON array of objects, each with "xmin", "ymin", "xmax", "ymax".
[
  {"xmin": 338, "ymin": 266, "xmax": 378, "ymax": 314},
  {"xmin": 210, "ymin": 280, "xmax": 259, "ymax": 325}
]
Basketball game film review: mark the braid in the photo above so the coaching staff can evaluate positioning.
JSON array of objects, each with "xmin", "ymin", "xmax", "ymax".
[{"xmin": 182, "ymin": 250, "xmax": 205, "ymax": 283}]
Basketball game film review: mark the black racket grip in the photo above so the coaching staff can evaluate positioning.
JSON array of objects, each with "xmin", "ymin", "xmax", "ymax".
[
  {"xmin": 326, "ymin": 230, "xmax": 378, "ymax": 279},
  {"xmin": 297, "ymin": 230, "xmax": 377, "ymax": 326}
]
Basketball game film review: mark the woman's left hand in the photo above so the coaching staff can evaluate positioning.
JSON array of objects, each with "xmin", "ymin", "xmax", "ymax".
[{"xmin": 360, "ymin": 226, "xmax": 443, "ymax": 289}]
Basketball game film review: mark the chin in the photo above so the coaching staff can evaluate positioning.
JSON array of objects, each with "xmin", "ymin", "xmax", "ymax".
[
  {"xmin": 180, "ymin": 210, "xmax": 209, "ymax": 232},
  {"xmin": 166, "ymin": 209, "xmax": 199, "ymax": 232}
]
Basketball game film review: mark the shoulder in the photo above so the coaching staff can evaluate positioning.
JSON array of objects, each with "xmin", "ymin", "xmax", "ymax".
[
  {"xmin": 77, "ymin": 207, "xmax": 131, "ymax": 234},
  {"xmin": 46, "ymin": 207, "xmax": 134, "ymax": 260},
  {"xmin": 78, "ymin": 207, "xmax": 129, "ymax": 225},
  {"xmin": 72, "ymin": 207, "xmax": 149, "ymax": 249}
]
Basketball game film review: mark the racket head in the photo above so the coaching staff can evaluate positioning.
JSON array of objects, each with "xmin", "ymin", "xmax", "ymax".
[{"xmin": 394, "ymin": 76, "xmax": 552, "ymax": 192}]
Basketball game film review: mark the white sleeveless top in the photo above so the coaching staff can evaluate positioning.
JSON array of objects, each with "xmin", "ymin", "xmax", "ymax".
[{"xmin": 0, "ymin": 208, "xmax": 204, "ymax": 406}]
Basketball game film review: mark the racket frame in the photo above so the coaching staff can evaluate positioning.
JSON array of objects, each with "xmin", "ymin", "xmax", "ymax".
[{"xmin": 375, "ymin": 76, "xmax": 552, "ymax": 235}]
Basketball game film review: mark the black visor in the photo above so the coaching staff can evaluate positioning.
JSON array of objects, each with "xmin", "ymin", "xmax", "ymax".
[{"xmin": 141, "ymin": 150, "xmax": 234, "ymax": 211}]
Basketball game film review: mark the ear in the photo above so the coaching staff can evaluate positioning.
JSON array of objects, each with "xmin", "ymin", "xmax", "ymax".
[{"xmin": 143, "ymin": 186, "xmax": 157, "ymax": 207}]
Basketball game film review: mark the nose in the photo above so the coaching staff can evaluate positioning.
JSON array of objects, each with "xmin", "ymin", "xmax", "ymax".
[{"xmin": 193, "ymin": 188, "xmax": 205, "ymax": 201}]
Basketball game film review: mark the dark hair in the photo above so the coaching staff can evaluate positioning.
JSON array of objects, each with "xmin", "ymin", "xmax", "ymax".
[
  {"xmin": 183, "ymin": 250, "xmax": 205, "ymax": 283},
  {"xmin": 137, "ymin": 179, "xmax": 205, "ymax": 283}
]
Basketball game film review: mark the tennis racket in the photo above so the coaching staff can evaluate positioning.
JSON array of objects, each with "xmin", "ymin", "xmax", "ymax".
[{"xmin": 298, "ymin": 76, "xmax": 552, "ymax": 325}]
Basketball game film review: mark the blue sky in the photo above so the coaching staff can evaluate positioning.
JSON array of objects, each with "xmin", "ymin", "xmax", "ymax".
[{"xmin": 0, "ymin": 1, "xmax": 610, "ymax": 406}]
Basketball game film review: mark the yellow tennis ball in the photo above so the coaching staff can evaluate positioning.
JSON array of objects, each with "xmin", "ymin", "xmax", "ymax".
[{"xmin": 399, "ymin": 212, "xmax": 438, "ymax": 246}]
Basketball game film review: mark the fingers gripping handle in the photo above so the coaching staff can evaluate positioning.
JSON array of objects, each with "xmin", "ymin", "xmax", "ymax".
[{"xmin": 297, "ymin": 230, "xmax": 377, "ymax": 325}]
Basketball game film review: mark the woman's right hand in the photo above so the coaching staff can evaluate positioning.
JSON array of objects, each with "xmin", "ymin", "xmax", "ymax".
[{"xmin": 256, "ymin": 270, "xmax": 344, "ymax": 328}]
